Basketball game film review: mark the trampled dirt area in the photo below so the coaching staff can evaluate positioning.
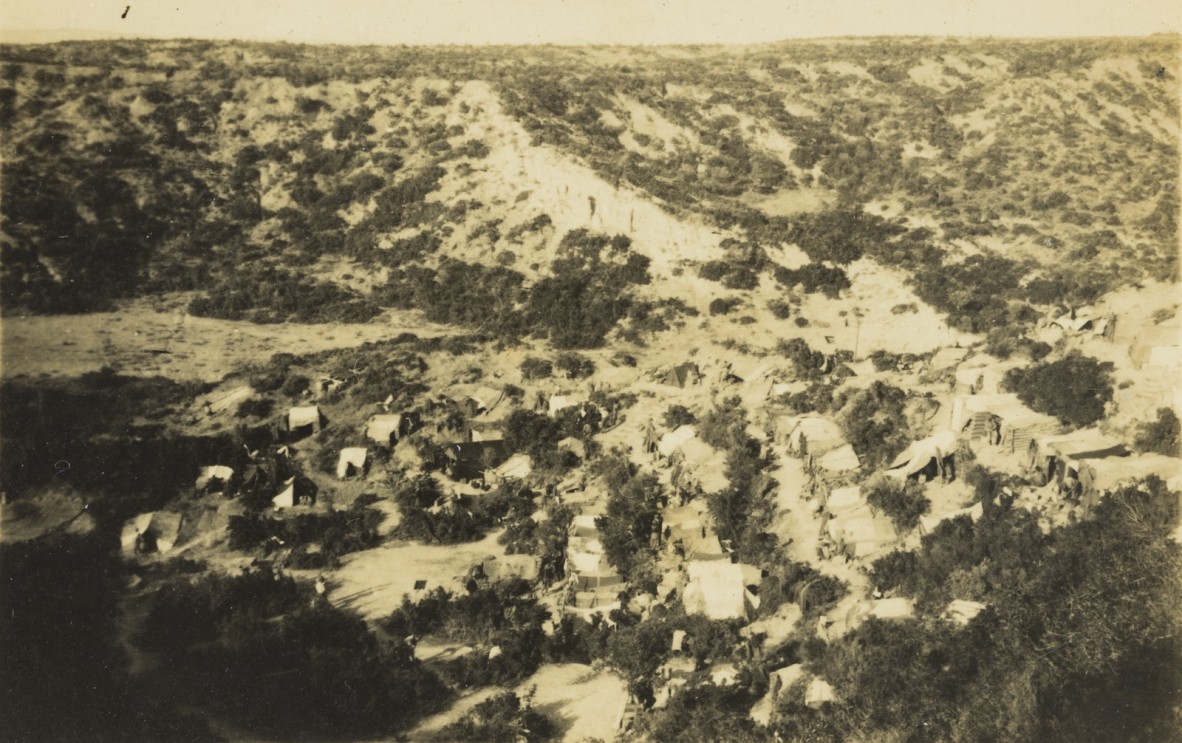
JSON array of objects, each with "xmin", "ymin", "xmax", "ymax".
[{"xmin": 1, "ymin": 299, "xmax": 460, "ymax": 383}]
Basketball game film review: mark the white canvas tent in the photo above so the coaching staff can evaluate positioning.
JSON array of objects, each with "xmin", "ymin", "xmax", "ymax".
[
  {"xmin": 816, "ymin": 444, "xmax": 861, "ymax": 474},
  {"xmin": 488, "ymin": 453, "xmax": 532, "ymax": 483},
  {"xmin": 945, "ymin": 599, "xmax": 987, "ymax": 625},
  {"xmin": 1051, "ymin": 313, "xmax": 1103, "ymax": 334},
  {"xmin": 366, "ymin": 414, "xmax": 403, "ymax": 445},
  {"xmin": 827, "ymin": 511, "xmax": 899, "ymax": 558},
  {"xmin": 481, "ymin": 554, "xmax": 540, "ymax": 582},
  {"xmin": 781, "ymin": 416, "xmax": 848, "ymax": 456},
  {"xmin": 870, "ymin": 597, "xmax": 915, "ymax": 620},
  {"xmin": 668, "ymin": 517, "xmax": 726, "ymax": 561},
  {"xmin": 470, "ymin": 386, "xmax": 505, "ymax": 415},
  {"xmin": 770, "ymin": 664, "xmax": 806, "ymax": 696},
  {"xmin": 557, "ymin": 437, "xmax": 587, "ymax": 460},
  {"xmin": 336, "ymin": 447, "xmax": 369, "ymax": 479},
  {"xmin": 273, "ymin": 477, "xmax": 297, "ymax": 508},
  {"xmin": 919, "ymin": 502, "xmax": 984, "ymax": 535},
  {"xmin": 287, "ymin": 405, "xmax": 321, "ymax": 433},
  {"xmin": 825, "ymin": 486, "xmax": 864, "ymax": 517},
  {"xmin": 1086, "ymin": 454, "xmax": 1182, "ymax": 494},
  {"xmin": 195, "ymin": 465, "xmax": 234, "ymax": 492},
  {"xmin": 887, "ymin": 429, "xmax": 959, "ymax": 479},
  {"xmin": 658, "ymin": 425, "xmax": 698, "ymax": 457},
  {"xmin": 121, "ymin": 511, "xmax": 183, "ymax": 554},
  {"xmin": 683, "ymin": 560, "xmax": 759, "ymax": 620},
  {"xmin": 1129, "ymin": 323, "xmax": 1181, "ymax": 369},
  {"xmin": 548, "ymin": 395, "xmax": 584, "ymax": 416},
  {"xmin": 805, "ymin": 678, "xmax": 836, "ymax": 708}
]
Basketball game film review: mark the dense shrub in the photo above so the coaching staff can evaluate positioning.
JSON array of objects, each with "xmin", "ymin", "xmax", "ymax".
[
  {"xmin": 910, "ymin": 253, "xmax": 1027, "ymax": 332},
  {"xmin": 236, "ymin": 397, "xmax": 275, "ymax": 418},
  {"xmin": 385, "ymin": 579, "xmax": 550, "ymax": 686},
  {"xmin": 437, "ymin": 691, "xmax": 554, "ymax": 743},
  {"xmin": 554, "ymin": 351, "xmax": 595, "ymax": 379},
  {"xmin": 2, "ymin": 532, "xmax": 214, "ymax": 741},
  {"xmin": 773, "ymin": 263, "xmax": 851, "ymax": 298},
  {"xmin": 226, "ymin": 501, "xmax": 383, "ymax": 567},
  {"xmin": 1134, "ymin": 408, "xmax": 1180, "ymax": 456},
  {"xmin": 1002, "ymin": 352, "xmax": 1114, "ymax": 427},
  {"xmin": 663, "ymin": 404, "xmax": 698, "ymax": 428},
  {"xmin": 709, "ymin": 297, "xmax": 742, "ymax": 315},
  {"xmin": 136, "ymin": 566, "xmax": 448, "ymax": 738},
  {"xmin": 843, "ymin": 479, "xmax": 1181, "ymax": 742},
  {"xmin": 593, "ymin": 453, "xmax": 662, "ymax": 587},
  {"xmin": 787, "ymin": 207, "xmax": 906, "ymax": 265},
  {"xmin": 864, "ymin": 477, "xmax": 930, "ymax": 532},
  {"xmin": 834, "ymin": 382, "xmax": 909, "ymax": 467},
  {"xmin": 190, "ymin": 266, "xmax": 382, "ymax": 324},
  {"xmin": 394, "ymin": 476, "xmax": 538, "ymax": 545},
  {"xmin": 519, "ymin": 356, "xmax": 553, "ymax": 379}
]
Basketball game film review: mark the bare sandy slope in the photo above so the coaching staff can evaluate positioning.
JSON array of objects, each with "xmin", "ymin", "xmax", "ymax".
[
  {"xmin": 436, "ymin": 81, "xmax": 733, "ymax": 284},
  {"xmin": 329, "ymin": 530, "xmax": 509, "ymax": 622},
  {"xmin": 1, "ymin": 300, "xmax": 459, "ymax": 383},
  {"xmin": 410, "ymin": 662, "xmax": 627, "ymax": 743}
]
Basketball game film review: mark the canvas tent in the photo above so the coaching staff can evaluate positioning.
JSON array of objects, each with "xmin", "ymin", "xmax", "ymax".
[
  {"xmin": 778, "ymin": 415, "xmax": 848, "ymax": 456},
  {"xmin": 1050, "ymin": 313, "xmax": 1106, "ymax": 334},
  {"xmin": 1085, "ymin": 454, "xmax": 1182, "ymax": 495},
  {"xmin": 658, "ymin": 425, "xmax": 698, "ymax": 457},
  {"xmin": 336, "ymin": 447, "xmax": 369, "ymax": 480},
  {"xmin": 444, "ymin": 440, "xmax": 511, "ymax": 481},
  {"xmin": 945, "ymin": 600, "xmax": 987, "ymax": 625},
  {"xmin": 1030, "ymin": 430, "xmax": 1128, "ymax": 488},
  {"xmin": 273, "ymin": 477, "xmax": 297, "ymax": 508},
  {"xmin": 287, "ymin": 405, "xmax": 321, "ymax": 436},
  {"xmin": 195, "ymin": 465, "xmax": 234, "ymax": 492},
  {"xmin": 926, "ymin": 346, "xmax": 971, "ymax": 372},
  {"xmin": 568, "ymin": 513, "xmax": 625, "ymax": 607},
  {"xmin": 273, "ymin": 477, "xmax": 315, "ymax": 508},
  {"xmin": 805, "ymin": 678, "xmax": 836, "ymax": 708},
  {"xmin": 666, "ymin": 508, "xmax": 727, "ymax": 561},
  {"xmin": 469, "ymin": 387, "xmax": 504, "ymax": 415},
  {"xmin": 121, "ymin": 512, "xmax": 183, "ymax": 554},
  {"xmin": 1129, "ymin": 323, "xmax": 1181, "ymax": 369},
  {"xmin": 557, "ymin": 437, "xmax": 587, "ymax": 460},
  {"xmin": 827, "ymin": 511, "xmax": 898, "ymax": 558},
  {"xmin": 816, "ymin": 444, "xmax": 861, "ymax": 475},
  {"xmin": 548, "ymin": 395, "xmax": 584, "ymax": 416},
  {"xmin": 660, "ymin": 363, "xmax": 701, "ymax": 388},
  {"xmin": 770, "ymin": 664, "xmax": 806, "ymax": 698},
  {"xmin": 683, "ymin": 560, "xmax": 760, "ymax": 621},
  {"xmin": 869, "ymin": 597, "xmax": 915, "ymax": 620},
  {"xmin": 488, "ymin": 453, "xmax": 532, "ymax": 484},
  {"xmin": 480, "ymin": 554, "xmax": 540, "ymax": 583},
  {"xmin": 919, "ymin": 502, "xmax": 984, "ymax": 535},
  {"xmin": 366, "ymin": 413, "xmax": 420, "ymax": 445},
  {"xmin": 824, "ymin": 486, "xmax": 864, "ymax": 517},
  {"xmin": 950, "ymin": 394, "xmax": 1063, "ymax": 454},
  {"xmin": 886, "ymin": 429, "xmax": 959, "ymax": 480},
  {"xmin": 954, "ymin": 357, "xmax": 1019, "ymax": 396}
]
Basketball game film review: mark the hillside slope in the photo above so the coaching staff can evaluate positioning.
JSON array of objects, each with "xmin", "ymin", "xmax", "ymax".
[{"xmin": 0, "ymin": 37, "xmax": 1177, "ymax": 345}]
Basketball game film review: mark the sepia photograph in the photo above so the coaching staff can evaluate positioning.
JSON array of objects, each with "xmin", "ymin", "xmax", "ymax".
[{"xmin": 1, "ymin": 1, "xmax": 1180, "ymax": 741}]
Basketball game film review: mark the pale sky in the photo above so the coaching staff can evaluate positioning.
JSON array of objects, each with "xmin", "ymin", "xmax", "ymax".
[{"xmin": 1, "ymin": 0, "xmax": 1179, "ymax": 46}]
